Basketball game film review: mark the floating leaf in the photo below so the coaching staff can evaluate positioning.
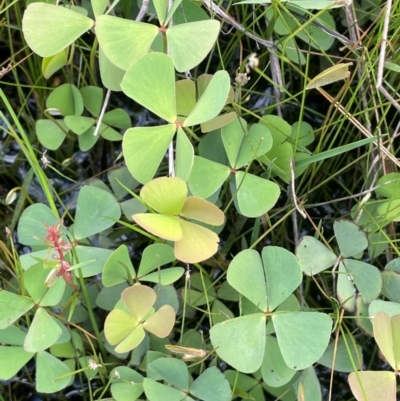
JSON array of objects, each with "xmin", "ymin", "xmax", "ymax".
[
  {"xmin": 306, "ymin": 63, "xmax": 352, "ymax": 89},
  {"xmin": 23, "ymin": 3, "xmax": 93, "ymax": 57},
  {"xmin": 210, "ymin": 314, "xmax": 266, "ymax": 373},
  {"xmin": 272, "ymin": 311, "xmax": 332, "ymax": 370}
]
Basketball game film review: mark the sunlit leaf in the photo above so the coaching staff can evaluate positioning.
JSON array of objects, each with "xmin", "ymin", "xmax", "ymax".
[
  {"xmin": 176, "ymin": 127, "xmax": 194, "ymax": 182},
  {"xmin": 104, "ymin": 309, "xmax": 138, "ymax": 346},
  {"xmin": 0, "ymin": 291, "xmax": 35, "ymax": 329},
  {"xmin": 95, "ymin": 15, "xmax": 158, "ymax": 70},
  {"xmin": 23, "ymin": 3, "xmax": 93, "ymax": 57},
  {"xmin": 167, "ymin": 20, "xmax": 220, "ymax": 72},
  {"xmin": 121, "ymin": 53, "xmax": 176, "ymax": 122},
  {"xmin": 0, "ymin": 346, "xmax": 34, "ymax": 380},
  {"xmin": 123, "ymin": 124, "xmax": 176, "ymax": 184},
  {"xmin": 115, "ymin": 326, "xmax": 146, "ymax": 354}
]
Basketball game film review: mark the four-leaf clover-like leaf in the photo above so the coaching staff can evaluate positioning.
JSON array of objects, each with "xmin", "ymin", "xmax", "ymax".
[
  {"xmin": 104, "ymin": 285, "xmax": 175, "ymax": 353},
  {"xmin": 133, "ymin": 177, "xmax": 225, "ymax": 263}
]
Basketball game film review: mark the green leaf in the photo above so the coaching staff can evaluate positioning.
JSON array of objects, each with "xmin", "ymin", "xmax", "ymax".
[
  {"xmin": 123, "ymin": 124, "xmax": 176, "ymax": 184},
  {"xmin": 227, "ymin": 249, "xmax": 267, "ymax": 311},
  {"xmin": 95, "ymin": 15, "xmax": 158, "ymax": 70},
  {"xmin": 334, "ymin": 220, "xmax": 368, "ymax": 257},
  {"xmin": 153, "ymin": 0, "xmax": 168, "ymax": 24},
  {"xmin": 121, "ymin": 53, "xmax": 176, "ymax": 122},
  {"xmin": 235, "ymin": 0, "xmax": 348, "ymax": 7},
  {"xmin": 148, "ymin": 358, "xmax": 189, "ymax": 391},
  {"xmin": 0, "ymin": 291, "xmax": 35, "ymax": 329},
  {"xmin": 46, "ymin": 83, "xmax": 84, "ymax": 116},
  {"xmin": 369, "ymin": 300, "xmax": 400, "ymax": 318},
  {"xmin": 64, "ymin": 115, "xmax": 95, "ymax": 135},
  {"xmin": 80, "ymin": 86, "xmax": 103, "ymax": 116},
  {"xmin": 24, "ymin": 263, "xmax": 65, "ymax": 306},
  {"xmin": 24, "ymin": 308, "xmax": 62, "ymax": 352},
  {"xmin": 0, "ymin": 346, "xmax": 34, "ymax": 380},
  {"xmin": 296, "ymin": 236, "xmax": 337, "ymax": 275},
  {"xmin": 337, "ymin": 262, "xmax": 356, "ymax": 312},
  {"xmin": 137, "ymin": 243, "xmax": 176, "ymax": 278},
  {"xmin": 293, "ymin": 367, "xmax": 321, "ymax": 401},
  {"xmin": 74, "ymin": 185, "xmax": 121, "ymax": 239},
  {"xmin": 141, "ymin": 177, "xmax": 187, "ymax": 215},
  {"xmin": 348, "ymin": 371, "xmax": 396, "ymax": 401},
  {"xmin": 176, "ymin": 128, "xmax": 194, "ymax": 181},
  {"xmin": 0, "ymin": 325, "xmax": 27, "ymax": 346},
  {"xmin": 102, "ymin": 245, "xmax": 136, "ymax": 287},
  {"xmin": 272, "ymin": 311, "xmax": 332, "ymax": 370},
  {"xmin": 221, "ymin": 117, "xmax": 247, "ymax": 168},
  {"xmin": 36, "ymin": 351, "xmax": 72, "ymax": 393},
  {"xmin": 343, "ymin": 259, "xmax": 382, "ymax": 304},
  {"xmin": 236, "ymin": 123, "xmax": 273, "ymax": 168},
  {"xmin": 22, "ymin": 3, "xmax": 93, "ymax": 57},
  {"xmin": 174, "ymin": 219, "xmax": 220, "ymax": 263},
  {"xmin": 375, "ymin": 172, "xmax": 400, "ymax": 198},
  {"xmin": 190, "ymin": 366, "xmax": 232, "ymax": 401},
  {"xmin": 143, "ymin": 268, "xmax": 184, "ymax": 285},
  {"xmin": 233, "ymin": 172, "xmax": 280, "ymax": 218},
  {"xmin": 261, "ymin": 335, "xmax": 296, "ymax": 387},
  {"xmin": 143, "ymin": 378, "xmax": 187, "ymax": 401},
  {"xmin": 188, "ymin": 156, "xmax": 230, "ymax": 198},
  {"xmin": 262, "ymin": 246, "xmax": 302, "ymax": 311},
  {"xmin": 36, "ymin": 119, "xmax": 67, "ymax": 150},
  {"xmin": 260, "ymin": 115, "xmax": 291, "ymax": 145},
  {"xmin": 176, "ymin": 79, "xmax": 196, "ymax": 117},
  {"xmin": 291, "ymin": 121, "xmax": 315, "ymax": 147},
  {"xmin": 184, "ymin": 71, "xmax": 230, "ymax": 127},
  {"xmin": 210, "ymin": 314, "xmax": 266, "ymax": 373},
  {"xmin": 382, "ymin": 270, "xmax": 400, "ymax": 303},
  {"xmin": 167, "ymin": 20, "xmax": 220, "ymax": 72},
  {"xmin": 99, "ymin": 46, "xmax": 125, "ymax": 91},
  {"xmin": 318, "ymin": 334, "xmax": 363, "ymax": 373},
  {"xmin": 42, "ymin": 49, "xmax": 68, "ymax": 79}
]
